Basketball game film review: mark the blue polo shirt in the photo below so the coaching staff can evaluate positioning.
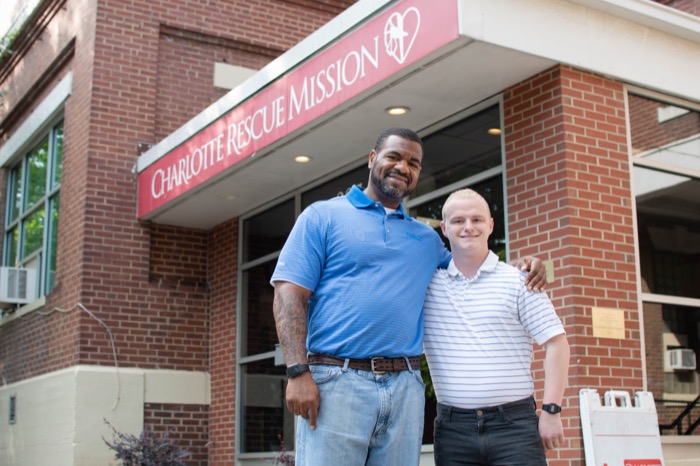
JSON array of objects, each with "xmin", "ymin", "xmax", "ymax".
[{"xmin": 271, "ymin": 185, "xmax": 450, "ymax": 359}]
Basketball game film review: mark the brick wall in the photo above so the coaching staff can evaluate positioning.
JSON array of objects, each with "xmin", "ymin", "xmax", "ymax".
[
  {"xmin": 150, "ymin": 224, "xmax": 208, "ymax": 287},
  {"xmin": 144, "ymin": 403, "xmax": 210, "ymax": 466},
  {"xmin": 0, "ymin": 0, "xmax": 71, "ymax": 134},
  {"xmin": 75, "ymin": 0, "xmax": 355, "ymax": 372},
  {"xmin": 504, "ymin": 65, "xmax": 640, "ymax": 465},
  {"xmin": 0, "ymin": 0, "xmax": 98, "ymax": 383},
  {"xmin": 154, "ymin": 26, "xmax": 280, "ymax": 141},
  {"xmin": 207, "ymin": 218, "xmax": 238, "ymax": 464},
  {"xmin": 1, "ymin": 0, "xmax": 353, "ymax": 378}
]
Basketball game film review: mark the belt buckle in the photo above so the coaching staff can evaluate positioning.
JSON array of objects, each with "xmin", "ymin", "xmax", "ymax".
[{"xmin": 370, "ymin": 357, "xmax": 386, "ymax": 374}]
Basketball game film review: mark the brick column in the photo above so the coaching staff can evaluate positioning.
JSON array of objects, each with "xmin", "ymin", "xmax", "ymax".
[
  {"xmin": 504, "ymin": 65, "xmax": 641, "ymax": 465},
  {"xmin": 208, "ymin": 218, "xmax": 238, "ymax": 464}
]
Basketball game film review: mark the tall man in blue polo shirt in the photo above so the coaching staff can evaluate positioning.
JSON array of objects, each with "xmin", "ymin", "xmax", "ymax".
[{"xmin": 271, "ymin": 128, "xmax": 546, "ymax": 466}]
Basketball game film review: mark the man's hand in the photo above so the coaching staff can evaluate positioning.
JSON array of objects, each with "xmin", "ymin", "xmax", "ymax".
[
  {"xmin": 539, "ymin": 411, "xmax": 564, "ymax": 452},
  {"xmin": 286, "ymin": 372, "xmax": 320, "ymax": 430},
  {"xmin": 513, "ymin": 256, "xmax": 547, "ymax": 291}
]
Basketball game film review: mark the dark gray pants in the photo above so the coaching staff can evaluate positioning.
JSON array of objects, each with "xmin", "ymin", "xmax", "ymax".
[{"xmin": 433, "ymin": 397, "xmax": 547, "ymax": 466}]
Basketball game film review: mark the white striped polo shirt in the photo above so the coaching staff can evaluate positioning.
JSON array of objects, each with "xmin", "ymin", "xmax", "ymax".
[{"xmin": 423, "ymin": 251, "xmax": 565, "ymax": 409}]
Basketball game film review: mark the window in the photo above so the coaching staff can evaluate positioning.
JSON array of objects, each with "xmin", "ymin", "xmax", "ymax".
[
  {"xmin": 237, "ymin": 102, "xmax": 506, "ymax": 456},
  {"xmin": 3, "ymin": 120, "xmax": 63, "ymax": 298},
  {"xmin": 628, "ymin": 92, "xmax": 700, "ymax": 417},
  {"xmin": 239, "ymin": 199, "xmax": 295, "ymax": 454}
]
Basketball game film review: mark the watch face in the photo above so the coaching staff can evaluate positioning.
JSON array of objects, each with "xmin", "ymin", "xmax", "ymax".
[{"xmin": 542, "ymin": 403, "xmax": 561, "ymax": 414}]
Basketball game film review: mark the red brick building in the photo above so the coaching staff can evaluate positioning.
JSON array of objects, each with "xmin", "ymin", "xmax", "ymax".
[{"xmin": 0, "ymin": 0, "xmax": 699, "ymax": 465}]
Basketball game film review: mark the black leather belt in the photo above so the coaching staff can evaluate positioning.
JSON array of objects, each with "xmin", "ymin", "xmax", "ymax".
[{"xmin": 307, "ymin": 354, "xmax": 421, "ymax": 374}]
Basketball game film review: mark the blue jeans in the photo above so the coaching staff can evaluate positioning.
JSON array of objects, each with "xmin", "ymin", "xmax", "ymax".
[
  {"xmin": 295, "ymin": 361, "xmax": 425, "ymax": 466},
  {"xmin": 433, "ymin": 398, "xmax": 546, "ymax": 466}
]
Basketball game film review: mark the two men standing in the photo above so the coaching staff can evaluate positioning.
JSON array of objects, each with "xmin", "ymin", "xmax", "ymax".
[{"xmin": 271, "ymin": 128, "xmax": 564, "ymax": 466}]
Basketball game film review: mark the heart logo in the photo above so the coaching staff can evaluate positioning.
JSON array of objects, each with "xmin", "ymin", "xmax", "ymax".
[{"xmin": 384, "ymin": 7, "xmax": 421, "ymax": 65}]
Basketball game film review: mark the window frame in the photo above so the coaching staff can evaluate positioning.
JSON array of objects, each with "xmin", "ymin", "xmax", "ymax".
[
  {"xmin": 0, "ymin": 73, "xmax": 70, "ymax": 312},
  {"xmin": 3, "ymin": 118, "xmax": 63, "ymax": 299},
  {"xmin": 627, "ymin": 85, "xmax": 700, "ymax": 401}
]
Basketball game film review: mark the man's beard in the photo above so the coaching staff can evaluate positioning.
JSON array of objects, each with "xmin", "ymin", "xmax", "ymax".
[{"xmin": 370, "ymin": 168, "xmax": 413, "ymax": 201}]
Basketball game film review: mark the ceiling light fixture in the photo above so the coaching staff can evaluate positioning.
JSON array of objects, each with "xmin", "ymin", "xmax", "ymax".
[
  {"xmin": 294, "ymin": 155, "xmax": 313, "ymax": 163},
  {"xmin": 385, "ymin": 106, "xmax": 411, "ymax": 116},
  {"xmin": 487, "ymin": 128, "xmax": 502, "ymax": 136}
]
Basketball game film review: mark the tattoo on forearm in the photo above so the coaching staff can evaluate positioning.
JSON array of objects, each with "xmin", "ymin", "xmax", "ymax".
[{"xmin": 273, "ymin": 289, "xmax": 309, "ymax": 365}]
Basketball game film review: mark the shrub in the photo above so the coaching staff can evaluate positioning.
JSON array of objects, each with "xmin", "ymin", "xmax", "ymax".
[
  {"xmin": 103, "ymin": 419, "xmax": 190, "ymax": 466},
  {"xmin": 271, "ymin": 434, "xmax": 294, "ymax": 466}
]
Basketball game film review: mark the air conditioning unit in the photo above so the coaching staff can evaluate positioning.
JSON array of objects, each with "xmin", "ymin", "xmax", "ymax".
[
  {"xmin": 666, "ymin": 349, "xmax": 697, "ymax": 371},
  {"xmin": 0, "ymin": 267, "xmax": 37, "ymax": 305}
]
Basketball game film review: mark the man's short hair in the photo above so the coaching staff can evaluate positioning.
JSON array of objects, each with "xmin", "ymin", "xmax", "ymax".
[
  {"xmin": 442, "ymin": 188, "xmax": 491, "ymax": 220},
  {"xmin": 374, "ymin": 128, "xmax": 423, "ymax": 152}
]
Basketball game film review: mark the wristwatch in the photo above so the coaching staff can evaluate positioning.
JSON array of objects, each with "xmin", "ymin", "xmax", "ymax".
[
  {"xmin": 286, "ymin": 363, "xmax": 310, "ymax": 378},
  {"xmin": 541, "ymin": 403, "xmax": 562, "ymax": 414}
]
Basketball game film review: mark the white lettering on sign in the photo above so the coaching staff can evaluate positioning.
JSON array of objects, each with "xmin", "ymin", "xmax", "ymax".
[
  {"xmin": 151, "ymin": 38, "xmax": 381, "ymax": 200},
  {"xmin": 289, "ymin": 37, "xmax": 379, "ymax": 121},
  {"xmin": 151, "ymin": 133, "xmax": 225, "ymax": 199},
  {"xmin": 227, "ymin": 95, "xmax": 286, "ymax": 157},
  {"xmin": 139, "ymin": 0, "xmax": 459, "ymax": 217}
]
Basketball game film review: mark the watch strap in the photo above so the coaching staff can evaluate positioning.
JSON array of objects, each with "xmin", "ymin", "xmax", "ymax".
[{"xmin": 286, "ymin": 363, "xmax": 310, "ymax": 378}]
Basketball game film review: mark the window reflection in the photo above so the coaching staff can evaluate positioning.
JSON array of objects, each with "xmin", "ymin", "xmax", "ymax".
[
  {"xmin": 22, "ymin": 207, "xmax": 45, "ymax": 259},
  {"xmin": 630, "ymin": 95, "xmax": 700, "ymax": 299},
  {"xmin": 9, "ymin": 164, "xmax": 22, "ymax": 224},
  {"xmin": 630, "ymin": 93, "xmax": 700, "ymax": 416},
  {"xmin": 635, "ymin": 168, "xmax": 700, "ymax": 299},
  {"xmin": 5, "ymin": 227, "xmax": 18, "ymax": 267},
  {"xmin": 628, "ymin": 95, "xmax": 699, "ymax": 159},
  {"xmin": 52, "ymin": 125, "xmax": 64, "ymax": 189},
  {"xmin": 241, "ymin": 261, "xmax": 278, "ymax": 357},
  {"xmin": 240, "ymin": 360, "xmax": 293, "ymax": 453},
  {"xmin": 301, "ymin": 165, "xmax": 366, "ymax": 209},
  {"xmin": 646, "ymin": 302, "xmax": 700, "ymax": 430},
  {"xmin": 242, "ymin": 199, "xmax": 294, "ymax": 263},
  {"xmin": 47, "ymin": 194, "xmax": 60, "ymax": 291},
  {"xmin": 26, "ymin": 139, "xmax": 48, "ymax": 210},
  {"xmin": 413, "ymin": 106, "xmax": 502, "ymax": 198}
]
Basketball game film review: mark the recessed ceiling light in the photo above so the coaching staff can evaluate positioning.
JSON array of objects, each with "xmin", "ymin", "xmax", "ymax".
[
  {"xmin": 487, "ymin": 128, "xmax": 502, "ymax": 135},
  {"xmin": 385, "ymin": 106, "xmax": 410, "ymax": 116},
  {"xmin": 224, "ymin": 194, "xmax": 238, "ymax": 201},
  {"xmin": 294, "ymin": 155, "xmax": 312, "ymax": 163}
]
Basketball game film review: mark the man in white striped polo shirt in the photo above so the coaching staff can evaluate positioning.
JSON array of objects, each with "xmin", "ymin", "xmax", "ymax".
[{"xmin": 423, "ymin": 188, "xmax": 570, "ymax": 466}]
